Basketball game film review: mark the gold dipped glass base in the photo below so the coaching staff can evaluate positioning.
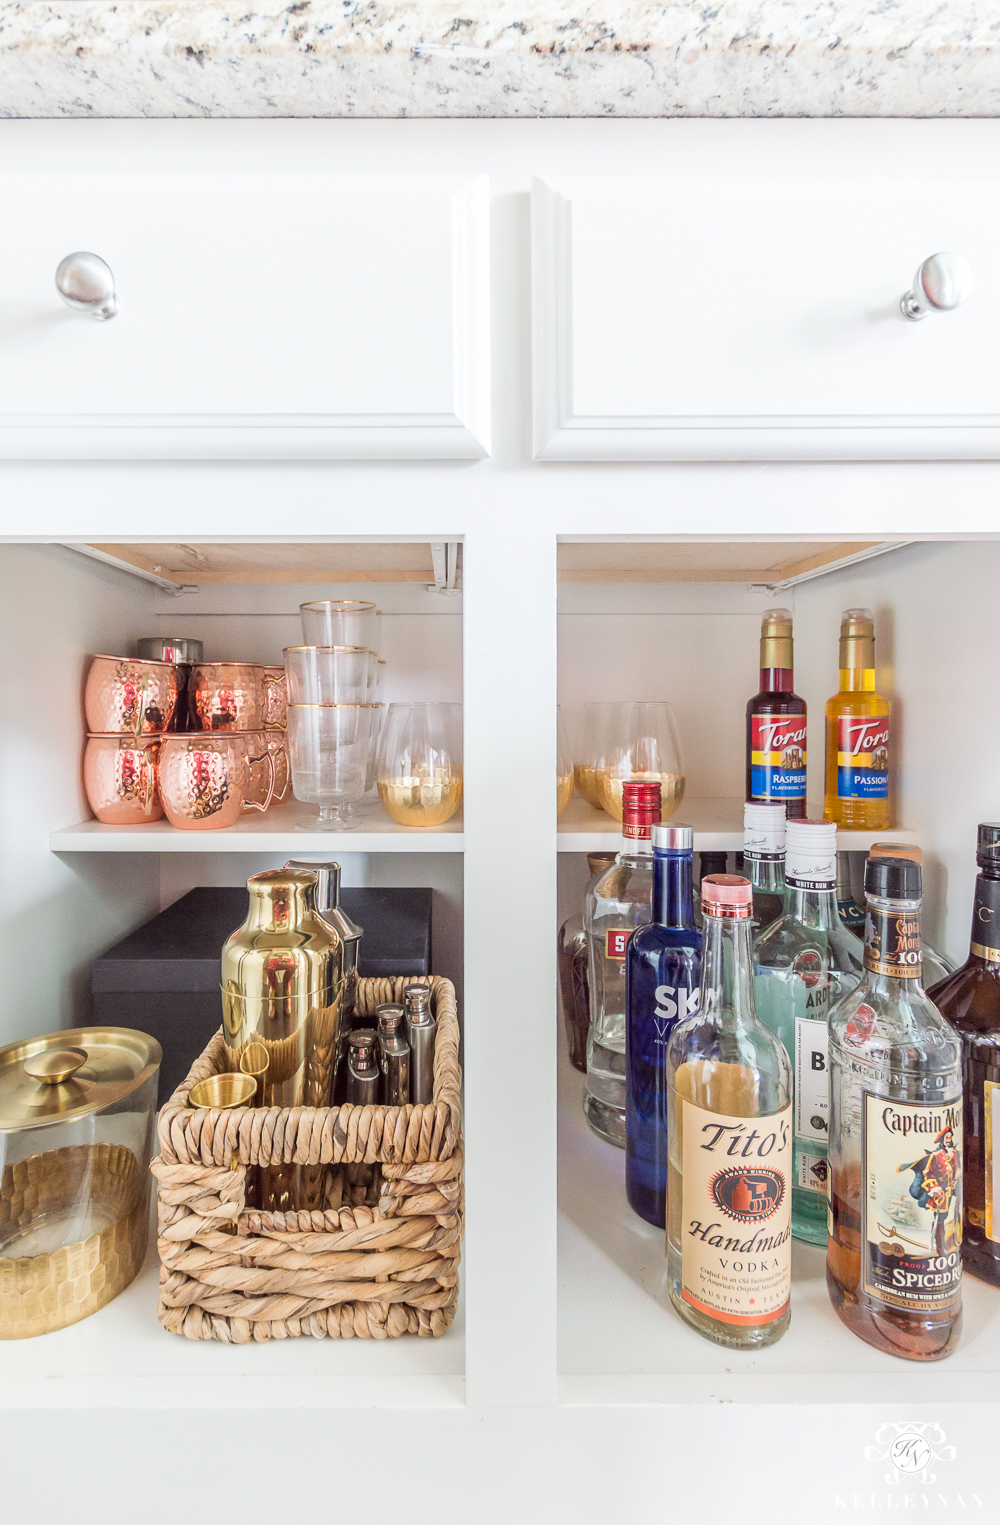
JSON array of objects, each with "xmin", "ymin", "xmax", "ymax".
[
  {"xmin": 557, "ymin": 775, "xmax": 573, "ymax": 815},
  {"xmin": 377, "ymin": 773, "xmax": 463, "ymax": 827},
  {"xmin": 598, "ymin": 770, "xmax": 686, "ymax": 821},
  {"xmin": 573, "ymin": 764, "xmax": 602, "ymax": 810}
]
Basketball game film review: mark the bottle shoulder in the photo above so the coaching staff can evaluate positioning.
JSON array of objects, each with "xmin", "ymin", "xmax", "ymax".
[
  {"xmin": 824, "ymin": 692, "xmax": 891, "ymax": 716},
  {"xmin": 754, "ymin": 914, "xmax": 864, "ymax": 975},
  {"xmin": 629, "ymin": 921, "xmax": 702, "ymax": 958},
  {"xmin": 667, "ymin": 1006, "xmax": 792, "ymax": 1094},
  {"xmin": 929, "ymin": 959, "xmax": 1000, "ymax": 1036},
  {"xmin": 829, "ymin": 978, "xmax": 963, "ymax": 1068}
]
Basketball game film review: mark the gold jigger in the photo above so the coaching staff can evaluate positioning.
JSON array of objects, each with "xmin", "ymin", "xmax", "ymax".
[{"xmin": 188, "ymin": 1073, "xmax": 257, "ymax": 1109}]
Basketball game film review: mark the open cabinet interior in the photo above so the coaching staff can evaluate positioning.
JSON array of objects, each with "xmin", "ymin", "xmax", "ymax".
[
  {"xmin": 0, "ymin": 539, "xmax": 464, "ymax": 1404},
  {"xmin": 556, "ymin": 535, "xmax": 1000, "ymax": 1404}
]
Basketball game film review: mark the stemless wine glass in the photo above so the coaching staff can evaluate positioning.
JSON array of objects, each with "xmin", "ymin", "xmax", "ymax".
[
  {"xmin": 574, "ymin": 702, "xmax": 620, "ymax": 811},
  {"xmin": 557, "ymin": 707, "xmax": 573, "ymax": 816},
  {"xmin": 286, "ymin": 703, "xmax": 376, "ymax": 829},
  {"xmin": 364, "ymin": 703, "xmax": 385, "ymax": 792},
  {"xmin": 299, "ymin": 600, "xmax": 378, "ymax": 653},
  {"xmin": 597, "ymin": 701, "xmax": 686, "ymax": 821},
  {"xmin": 284, "ymin": 646, "xmax": 370, "ymax": 705},
  {"xmin": 376, "ymin": 702, "xmax": 463, "ymax": 827}
]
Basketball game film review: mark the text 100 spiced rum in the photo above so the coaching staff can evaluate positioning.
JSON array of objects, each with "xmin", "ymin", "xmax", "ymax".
[
  {"xmin": 746, "ymin": 608, "xmax": 807, "ymax": 821},
  {"xmin": 665, "ymin": 874, "xmax": 792, "ymax": 1350},
  {"xmin": 827, "ymin": 856, "xmax": 963, "ymax": 1360}
]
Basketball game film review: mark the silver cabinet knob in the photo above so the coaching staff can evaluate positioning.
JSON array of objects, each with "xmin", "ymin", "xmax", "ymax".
[
  {"xmin": 900, "ymin": 251, "xmax": 972, "ymax": 322},
  {"xmin": 55, "ymin": 252, "xmax": 119, "ymax": 320}
]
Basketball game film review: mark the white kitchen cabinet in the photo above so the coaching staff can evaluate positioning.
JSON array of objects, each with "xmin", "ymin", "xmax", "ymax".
[
  {"xmin": 0, "ymin": 172, "xmax": 490, "ymax": 460},
  {"xmin": 533, "ymin": 175, "xmax": 1000, "ymax": 461}
]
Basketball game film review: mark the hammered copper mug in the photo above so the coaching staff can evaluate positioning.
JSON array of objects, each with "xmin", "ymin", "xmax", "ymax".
[
  {"xmin": 85, "ymin": 655, "xmax": 178, "ymax": 736},
  {"xmin": 261, "ymin": 666, "xmax": 287, "ymax": 731},
  {"xmin": 227, "ymin": 730, "xmax": 280, "ymax": 813},
  {"xmin": 83, "ymin": 734, "xmax": 163, "ymax": 824},
  {"xmin": 188, "ymin": 663, "xmax": 265, "ymax": 732},
  {"xmin": 158, "ymin": 733, "xmax": 274, "ymax": 830}
]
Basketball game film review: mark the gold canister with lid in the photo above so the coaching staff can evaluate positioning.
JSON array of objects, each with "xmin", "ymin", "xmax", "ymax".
[
  {"xmin": 0, "ymin": 1027, "xmax": 161, "ymax": 1338},
  {"xmin": 221, "ymin": 869, "xmax": 344, "ymax": 1211}
]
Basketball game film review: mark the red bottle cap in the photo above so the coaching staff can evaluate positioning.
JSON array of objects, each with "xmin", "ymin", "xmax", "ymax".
[
  {"xmin": 621, "ymin": 779, "xmax": 662, "ymax": 841},
  {"xmin": 701, "ymin": 873, "xmax": 752, "ymax": 918}
]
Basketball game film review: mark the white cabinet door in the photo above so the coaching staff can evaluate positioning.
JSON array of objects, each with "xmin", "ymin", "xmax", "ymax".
[
  {"xmin": 0, "ymin": 173, "xmax": 489, "ymax": 459},
  {"xmin": 533, "ymin": 176, "xmax": 1000, "ymax": 461}
]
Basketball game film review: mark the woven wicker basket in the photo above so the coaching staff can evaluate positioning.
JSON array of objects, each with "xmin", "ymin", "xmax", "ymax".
[{"xmin": 152, "ymin": 975, "xmax": 462, "ymax": 1343}]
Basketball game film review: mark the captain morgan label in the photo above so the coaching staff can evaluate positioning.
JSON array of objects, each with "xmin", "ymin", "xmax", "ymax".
[
  {"xmin": 680, "ymin": 1096, "xmax": 792, "ymax": 1326},
  {"xmin": 750, "ymin": 713, "xmax": 806, "ymax": 804},
  {"xmin": 864, "ymin": 909, "xmax": 922, "ymax": 980},
  {"xmin": 837, "ymin": 715, "xmax": 890, "ymax": 801},
  {"xmin": 863, "ymin": 1093, "xmax": 962, "ymax": 1311}
]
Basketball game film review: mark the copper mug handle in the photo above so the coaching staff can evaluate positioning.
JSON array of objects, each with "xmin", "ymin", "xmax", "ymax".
[
  {"xmin": 142, "ymin": 740, "xmax": 157, "ymax": 818},
  {"xmin": 274, "ymin": 737, "xmax": 290, "ymax": 802},
  {"xmin": 244, "ymin": 741, "xmax": 275, "ymax": 813},
  {"xmin": 261, "ymin": 669, "xmax": 286, "ymax": 730}
]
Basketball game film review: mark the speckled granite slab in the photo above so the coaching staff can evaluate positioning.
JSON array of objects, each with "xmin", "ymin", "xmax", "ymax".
[{"xmin": 1, "ymin": 1, "xmax": 998, "ymax": 118}]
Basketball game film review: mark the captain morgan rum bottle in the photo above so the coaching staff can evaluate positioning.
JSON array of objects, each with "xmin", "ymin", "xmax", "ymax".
[
  {"xmin": 746, "ymin": 607, "xmax": 807, "ymax": 821},
  {"xmin": 824, "ymin": 608, "xmax": 891, "ymax": 832}
]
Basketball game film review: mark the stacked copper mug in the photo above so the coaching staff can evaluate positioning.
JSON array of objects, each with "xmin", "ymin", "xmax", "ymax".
[{"xmin": 83, "ymin": 652, "xmax": 290, "ymax": 830}]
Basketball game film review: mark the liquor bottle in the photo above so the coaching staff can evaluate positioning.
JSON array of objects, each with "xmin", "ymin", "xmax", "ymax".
[
  {"xmin": 376, "ymin": 1003, "xmax": 411, "ymax": 1105},
  {"xmin": 666, "ymin": 875, "xmax": 793, "ymax": 1349},
  {"xmin": 694, "ymin": 851, "xmax": 728, "ymax": 929},
  {"xmin": 754, "ymin": 820, "xmax": 864, "ymax": 1245},
  {"xmin": 558, "ymin": 852, "xmax": 619, "ymax": 1074},
  {"xmin": 625, "ymin": 824, "xmax": 703, "ymax": 1229},
  {"xmin": 827, "ymin": 856, "xmax": 962, "ymax": 1360},
  {"xmin": 868, "ymin": 842, "xmax": 955, "ymax": 989},
  {"xmin": 836, "ymin": 852, "xmax": 867, "ymax": 935},
  {"xmin": 743, "ymin": 802, "xmax": 787, "ymax": 937},
  {"xmin": 404, "ymin": 983, "xmax": 436, "ymax": 1104},
  {"xmin": 927, "ymin": 823, "xmax": 1000, "ymax": 1288},
  {"xmin": 824, "ymin": 608, "xmax": 891, "ymax": 832},
  {"xmin": 746, "ymin": 608, "xmax": 807, "ymax": 821},
  {"xmin": 585, "ymin": 779, "xmax": 662, "ymax": 1146}
]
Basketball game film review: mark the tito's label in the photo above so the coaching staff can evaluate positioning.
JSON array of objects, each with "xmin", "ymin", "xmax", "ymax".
[
  {"xmin": 864, "ymin": 910, "xmax": 922, "ymax": 979},
  {"xmin": 837, "ymin": 715, "xmax": 889, "ymax": 801},
  {"xmin": 863, "ymin": 1094, "xmax": 962, "ymax": 1312},
  {"xmin": 970, "ymin": 876, "xmax": 1000, "ymax": 964},
  {"xmin": 680, "ymin": 1100, "xmax": 792, "ymax": 1326},
  {"xmin": 750, "ymin": 713, "xmax": 806, "ymax": 804}
]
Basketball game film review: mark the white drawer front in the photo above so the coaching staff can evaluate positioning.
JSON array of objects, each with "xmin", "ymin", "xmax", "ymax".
[
  {"xmin": 533, "ymin": 176, "xmax": 1000, "ymax": 461},
  {"xmin": 0, "ymin": 172, "xmax": 489, "ymax": 459}
]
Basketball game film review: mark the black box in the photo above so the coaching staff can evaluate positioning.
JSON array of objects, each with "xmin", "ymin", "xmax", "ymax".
[{"xmin": 92, "ymin": 886, "xmax": 433, "ymax": 1104}]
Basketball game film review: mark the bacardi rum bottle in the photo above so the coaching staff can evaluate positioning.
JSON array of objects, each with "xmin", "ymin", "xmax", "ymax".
[
  {"xmin": 666, "ymin": 875, "xmax": 792, "ymax": 1349},
  {"xmin": 625, "ymin": 824, "xmax": 702, "ymax": 1228},
  {"xmin": 928, "ymin": 823, "xmax": 1000, "ymax": 1289},
  {"xmin": 827, "ymin": 856, "xmax": 963, "ymax": 1360},
  {"xmin": 824, "ymin": 609, "xmax": 891, "ymax": 832},
  {"xmin": 584, "ymin": 780, "xmax": 661, "ymax": 1146},
  {"xmin": 754, "ymin": 820, "xmax": 863, "ymax": 1245},
  {"xmin": 743, "ymin": 802, "xmax": 786, "ymax": 937},
  {"xmin": 746, "ymin": 608, "xmax": 807, "ymax": 821}
]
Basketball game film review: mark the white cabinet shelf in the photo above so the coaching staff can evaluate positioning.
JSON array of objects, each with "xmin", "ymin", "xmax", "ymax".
[
  {"xmin": 557, "ymin": 795, "xmax": 915, "ymax": 853},
  {"xmin": 51, "ymin": 797, "xmax": 464, "ymax": 853},
  {"xmin": 557, "ymin": 1053, "xmax": 999, "ymax": 1405}
]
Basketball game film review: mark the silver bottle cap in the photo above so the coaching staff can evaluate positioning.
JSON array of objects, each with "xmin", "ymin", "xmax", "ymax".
[
  {"xmin": 376, "ymin": 1004, "xmax": 405, "ymax": 1037},
  {"xmin": 651, "ymin": 824, "xmax": 693, "ymax": 851},
  {"xmin": 348, "ymin": 1028, "xmax": 378, "ymax": 1070},
  {"xmin": 404, "ymin": 984, "xmax": 433, "ymax": 1023}
]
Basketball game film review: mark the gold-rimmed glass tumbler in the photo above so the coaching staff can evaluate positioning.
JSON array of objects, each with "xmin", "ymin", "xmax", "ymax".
[
  {"xmin": 376, "ymin": 702, "xmax": 463, "ymax": 828},
  {"xmin": 557, "ymin": 707, "xmax": 573, "ymax": 815},
  {"xmin": 597, "ymin": 700, "xmax": 686, "ymax": 821},
  {"xmin": 299, "ymin": 600, "xmax": 378, "ymax": 653},
  {"xmin": 286, "ymin": 703, "xmax": 375, "ymax": 829},
  {"xmin": 284, "ymin": 645, "xmax": 370, "ymax": 705}
]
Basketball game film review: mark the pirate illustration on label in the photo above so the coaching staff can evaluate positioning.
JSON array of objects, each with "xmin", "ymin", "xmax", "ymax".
[{"xmin": 898, "ymin": 1125, "xmax": 961, "ymax": 1257}]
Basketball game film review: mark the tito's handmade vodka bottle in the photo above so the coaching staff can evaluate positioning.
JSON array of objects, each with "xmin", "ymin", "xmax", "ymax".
[
  {"xmin": 827, "ymin": 856, "xmax": 963, "ymax": 1360},
  {"xmin": 666, "ymin": 875, "xmax": 792, "ymax": 1350}
]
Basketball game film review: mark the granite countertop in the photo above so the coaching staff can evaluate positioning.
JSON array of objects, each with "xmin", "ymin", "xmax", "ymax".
[{"xmin": 1, "ymin": 1, "xmax": 998, "ymax": 119}]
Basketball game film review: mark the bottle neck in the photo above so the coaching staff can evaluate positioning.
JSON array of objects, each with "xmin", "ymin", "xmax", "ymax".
[
  {"xmin": 838, "ymin": 666, "xmax": 876, "ymax": 694},
  {"xmin": 969, "ymin": 870, "xmax": 1000, "ymax": 969},
  {"xmin": 652, "ymin": 851, "xmax": 696, "ymax": 927},
  {"xmin": 744, "ymin": 853, "xmax": 785, "ymax": 893},
  {"xmin": 861, "ymin": 893, "xmax": 923, "ymax": 995},
  {"xmin": 758, "ymin": 667, "xmax": 794, "ymax": 694},
  {"xmin": 701, "ymin": 912, "xmax": 757, "ymax": 1031},
  {"xmin": 783, "ymin": 884, "xmax": 841, "ymax": 931}
]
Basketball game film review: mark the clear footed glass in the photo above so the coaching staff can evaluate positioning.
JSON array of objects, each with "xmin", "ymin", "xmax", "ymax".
[
  {"xmin": 286, "ymin": 703, "xmax": 376, "ymax": 830},
  {"xmin": 376, "ymin": 702, "xmax": 463, "ymax": 828}
]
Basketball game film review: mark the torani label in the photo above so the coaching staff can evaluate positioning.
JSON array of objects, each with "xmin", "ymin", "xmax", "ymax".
[
  {"xmin": 862, "ymin": 1093, "xmax": 962, "ymax": 1312},
  {"xmin": 837, "ymin": 715, "xmax": 890, "ymax": 801},
  {"xmin": 970, "ymin": 877, "xmax": 1000, "ymax": 964},
  {"xmin": 680, "ymin": 1098, "xmax": 792, "ymax": 1326},
  {"xmin": 986, "ymin": 1080, "xmax": 1000, "ymax": 1243},
  {"xmin": 750, "ymin": 713, "xmax": 807, "ymax": 804},
  {"xmin": 864, "ymin": 910, "xmax": 922, "ymax": 980}
]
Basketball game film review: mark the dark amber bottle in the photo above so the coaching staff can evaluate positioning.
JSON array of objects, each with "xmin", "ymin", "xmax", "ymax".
[{"xmin": 928, "ymin": 823, "xmax": 1000, "ymax": 1288}]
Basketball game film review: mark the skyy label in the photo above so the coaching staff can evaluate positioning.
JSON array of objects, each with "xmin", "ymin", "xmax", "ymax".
[
  {"xmin": 750, "ymin": 714, "xmax": 807, "ymax": 802},
  {"xmin": 837, "ymin": 715, "xmax": 890, "ymax": 801}
]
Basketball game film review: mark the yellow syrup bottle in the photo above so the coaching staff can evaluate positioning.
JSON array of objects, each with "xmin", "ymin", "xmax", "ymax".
[{"xmin": 823, "ymin": 608, "xmax": 891, "ymax": 831}]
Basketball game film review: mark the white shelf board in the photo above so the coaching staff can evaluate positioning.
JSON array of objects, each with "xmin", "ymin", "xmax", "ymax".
[
  {"xmin": 557, "ymin": 1051, "xmax": 1000, "ymax": 1405},
  {"xmin": 557, "ymin": 794, "xmax": 916, "ymax": 854},
  {"xmin": 50, "ymin": 796, "xmax": 464, "ymax": 853},
  {"xmin": 0, "ymin": 1209, "xmax": 464, "ymax": 1410}
]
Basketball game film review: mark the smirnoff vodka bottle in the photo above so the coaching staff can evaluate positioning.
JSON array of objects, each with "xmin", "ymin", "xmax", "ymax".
[{"xmin": 666, "ymin": 874, "xmax": 792, "ymax": 1349}]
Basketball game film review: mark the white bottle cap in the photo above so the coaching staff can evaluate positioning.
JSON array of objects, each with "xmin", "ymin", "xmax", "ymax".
[
  {"xmin": 743, "ymin": 802, "xmax": 786, "ymax": 859},
  {"xmin": 785, "ymin": 819, "xmax": 837, "ymax": 890}
]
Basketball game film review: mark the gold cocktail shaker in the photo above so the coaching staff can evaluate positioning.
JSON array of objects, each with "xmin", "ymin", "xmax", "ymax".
[{"xmin": 221, "ymin": 869, "xmax": 344, "ymax": 1211}]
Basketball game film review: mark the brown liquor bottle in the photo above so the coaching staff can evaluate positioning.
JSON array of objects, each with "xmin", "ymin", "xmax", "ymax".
[
  {"xmin": 746, "ymin": 608, "xmax": 807, "ymax": 821},
  {"xmin": 928, "ymin": 824, "xmax": 1000, "ymax": 1288}
]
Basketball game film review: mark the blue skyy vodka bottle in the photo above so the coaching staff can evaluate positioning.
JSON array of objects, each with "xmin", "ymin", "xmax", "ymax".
[{"xmin": 626, "ymin": 823, "xmax": 703, "ymax": 1228}]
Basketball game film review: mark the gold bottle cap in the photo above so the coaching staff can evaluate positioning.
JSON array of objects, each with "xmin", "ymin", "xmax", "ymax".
[
  {"xmin": 839, "ymin": 606, "xmax": 876, "ymax": 670},
  {"xmin": 0, "ymin": 1027, "xmax": 161, "ymax": 1131},
  {"xmin": 760, "ymin": 606, "xmax": 794, "ymax": 671}
]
